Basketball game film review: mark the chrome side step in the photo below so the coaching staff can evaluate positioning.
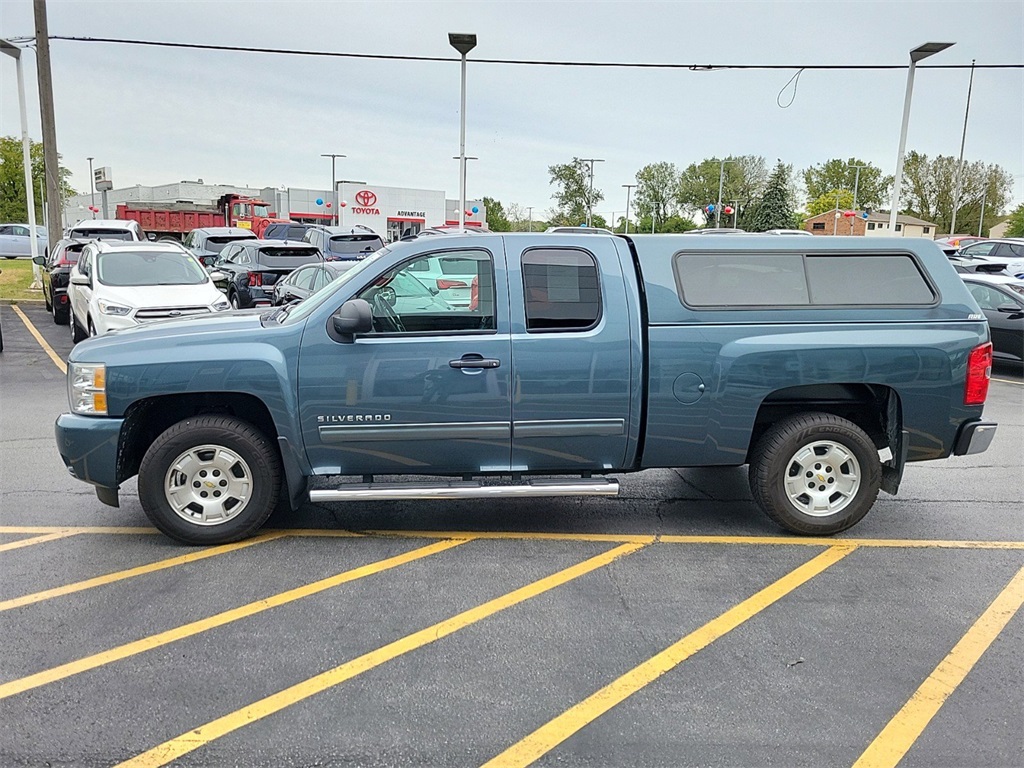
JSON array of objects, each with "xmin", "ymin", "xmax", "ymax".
[{"xmin": 309, "ymin": 477, "xmax": 619, "ymax": 502}]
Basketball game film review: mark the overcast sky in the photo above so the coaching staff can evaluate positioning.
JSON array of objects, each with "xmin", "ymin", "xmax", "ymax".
[{"xmin": 1, "ymin": 0, "xmax": 1022, "ymax": 220}]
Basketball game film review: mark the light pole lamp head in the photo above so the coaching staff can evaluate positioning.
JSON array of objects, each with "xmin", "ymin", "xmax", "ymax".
[
  {"xmin": 910, "ymin": 42, "xmax": 954, "ymax": 62},
  {"xmin": 0, "ymin": 38, "xmax": 21, "ymax": 61},
  {"xmin": 448, "ymin": 33, "xmax": 477, "ymax": 56}
]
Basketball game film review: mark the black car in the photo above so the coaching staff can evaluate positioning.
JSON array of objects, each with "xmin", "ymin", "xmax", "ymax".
[
  {"xmin": 183, "ymin": 227, "xmax": 256, "ymax": 267},
  {"xmin": 213, "ymin": 240, "xmax": 323, "ymax": 308},
  {"xmin": 271, "ymin": 261, "xmax": 359, "ymax": 306},
  {"xmin": 33, "ymin": 238, "xmax": 89, "ymax": 325},
  {"xmin": 962, "ymin": 275, "xmax": 1024, "ymax": 364},
  {"xmin": 261, "ymin": 222, "xmax": 319, "ymax": 241},
  {"xmin": 301, "ymin": 225, "xmax": 384, "ymax": 261}
]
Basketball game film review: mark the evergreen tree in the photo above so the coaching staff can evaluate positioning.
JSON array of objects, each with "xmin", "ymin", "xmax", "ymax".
[{"xmin": 746, "ymin": 161, "xmax": 797, "ymax": 232}]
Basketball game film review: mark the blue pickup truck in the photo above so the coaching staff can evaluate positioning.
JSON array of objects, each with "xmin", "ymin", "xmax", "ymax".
[{"xmin": 56, "ymin": 233, "xmax": 997, "ymax": 544}]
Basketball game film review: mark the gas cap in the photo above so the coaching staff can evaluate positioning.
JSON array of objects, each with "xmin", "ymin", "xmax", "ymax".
[{"xmin": 672, "ymin": 372, "xmax": 706, "ymax": 405}]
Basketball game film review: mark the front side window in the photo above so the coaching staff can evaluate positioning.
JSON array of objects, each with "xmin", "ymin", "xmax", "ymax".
[
  {"xmin": 963, "ymin": 242, "xmax": 996, "ymax": 257},
  {"xmin": 291, "ymin": 266, "xmax": 317, "ymax": 291},
  {"xmin": 357, "ymin": 249, "xmax": 495, "ymax": 334},
  {"xmin": 968, "ymin": 283, "xmax": 1019, "ymax": 311},
  {"xmin": 522, "ymin": 248, "xmax": 601, "ymax": 331}
]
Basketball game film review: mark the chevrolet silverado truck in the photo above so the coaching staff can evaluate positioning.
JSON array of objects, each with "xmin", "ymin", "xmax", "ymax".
[{"xmin": 56, "ymin": 233, "xmax": 997, "ymax": 544}]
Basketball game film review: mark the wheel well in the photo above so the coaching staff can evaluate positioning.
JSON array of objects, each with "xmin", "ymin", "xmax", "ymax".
[
  {"xmin": 746, "ymin": 384, "xmax": 901, "ymax": 462},
  {"xmin": 117, "ymin": 393, "xmax": 279, "ymax": 483}
]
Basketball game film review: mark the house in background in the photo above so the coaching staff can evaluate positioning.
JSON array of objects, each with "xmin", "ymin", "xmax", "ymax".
[{"xmin": 803, "ymin": 211, "xmax": 938, "ymax": 238}]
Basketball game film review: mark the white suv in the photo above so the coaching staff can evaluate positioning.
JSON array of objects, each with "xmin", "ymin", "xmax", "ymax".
[
  {"xmin": 68, "ymin": 240, "xmax": 229, "ymax": 341},
  {"xmin": 66, "ymin": 219, "xmax": 145, "ymax": 242}
]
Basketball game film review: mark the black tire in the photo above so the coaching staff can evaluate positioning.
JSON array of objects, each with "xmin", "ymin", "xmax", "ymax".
[
  {"xmin": 87, "ymin": 316, "xmax": 96, "ymax": 337},
  {"xmin": 44, "ymin": 287, "xmax": 52, "ymax": 312},
  {"xmin": 138, "ymin": 415, "xmax": 282, "ymax": 544},
  {"xmin": 748, "ymin": 412, "xmax": 881, "ymax": 535},
  {"xmin": 52, "ymin": 298, "xmax": 69, "ymax": 325},
  {"xmin": 229, "ymin": 291, "xmax": 241, "ymax": 309},
  {"xmin": 70, "ymin": 313, "xmax": 86, "ymax": 343}
]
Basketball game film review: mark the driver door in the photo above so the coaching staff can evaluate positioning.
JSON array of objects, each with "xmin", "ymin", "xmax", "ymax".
[{"xmin": 297, "ymin": 246, "xmax": 512, "ymax": 476}]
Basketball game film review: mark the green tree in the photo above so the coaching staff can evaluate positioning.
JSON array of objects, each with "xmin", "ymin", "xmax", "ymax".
[
  {"xmin": 900, "ymin": 151, "xmax": 1014, "ymax": 235},
  {"xmin": 548, "ymin": 158, "xmax": 604, "ymax": 225},
  {"xmin": 633, "ymin": 213, "xmax": 697, "ymax": 234},
  {"xmin": 746, "ymin": 161, "xmax": 797, "ymax": 232},
  {"xmin": 803, "ymin": 158, "xmax": 891, "ymax": 209},
  {"xmin": 1003, "ymin": 203, "xmax": 1024, "ymax": 238},
  {"xmin": 676, "ymin": 155, "xmax": 767, "ymax": 225},
  {"xmin": 633, "ymin": 162, "xmax": 680, "ymax": 229},
  {"xmin": 0, "ymin": 136, "xmax": 76, "ymax": 222},
  {"xmin": 806, "ymin": 189, "xmax": 855, "ymax": 216},
  {"xmin": 483, "ymin": 197, "xmax": 511, "ymax": 231}
]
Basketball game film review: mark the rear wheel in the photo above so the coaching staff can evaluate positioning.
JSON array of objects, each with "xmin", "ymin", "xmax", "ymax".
[
  {"xmin": 44, "ymin": 287, "xmax": 52, "ymax": 312},
  {"xmin": 52, "ymin": 296, "xmax": 69, "ymax": 325},
  {"xmin": 748, "ymin": 412, "xmax": 881, "ymax": 535},
  {"xmin": 229, "ymin": 292, "xmax": 240, "ymax": 309},
  {"xmin": 87, "ymin": 317, "xmax": 96, "ymax": 337},
  {"xmin": 138, "ymin": 415, "xmax": 282, "ymax": 544}
]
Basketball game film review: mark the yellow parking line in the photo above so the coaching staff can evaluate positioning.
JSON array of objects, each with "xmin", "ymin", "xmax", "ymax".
[
  {"xmin": 0, "ymin": 538, "xmax": 468, "ymax": 701},
  {"xmin": 991, "ymin": 377, "xmax": 1023, "ymax": 385},
  {"xmin": 0, "ymin": 531, "xmax": 287, "ymax": 613},
  {"xmin": 0, "ymin": 526, "xmax": 161, "ymax": 535},
  {"xmin": 0, "ymin": 531, "xmax": 80, "ymax": 553},
  {"xmin": 115, "ymin": 539, "xmax": 652, "ymax": 768},
  {"xmin": 482, "ymin": 545, "xmax": 857, "ymax": 768},
  {"xmin": 11, "ymin": 304, "xmax": 66, "ymax": 374},
  {"xmin": 852, "ymin": 564, "xmax": 1024, "ymax": 768}
]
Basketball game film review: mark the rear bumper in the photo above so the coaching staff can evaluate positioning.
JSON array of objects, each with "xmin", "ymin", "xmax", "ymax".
[
  {"xmin": 55, "ymin": 413, "xmax": 123, "ymax": 495},
  {"xmin": 952, "ymin": 420, "xmax": 998, "ymax": 456}
]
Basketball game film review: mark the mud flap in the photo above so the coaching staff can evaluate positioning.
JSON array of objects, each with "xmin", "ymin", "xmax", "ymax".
[{"xmin": 880, "ymin": 429, "xmax": 909, "ymax": 495}]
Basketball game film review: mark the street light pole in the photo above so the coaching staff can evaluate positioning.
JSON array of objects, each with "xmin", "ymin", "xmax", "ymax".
[
  {"xmin": 580, "ymin": 158, "xmax": 604, "ymax": 226},
  {"xmin": 889, "ymin": 42, "xmax": 955, "ymax": 231},
  {"xmin": 87, "ymin": 156, "xmax": 95, "ymax": 216},
  {"xmin": 448, "ymin": 33, "xmax": 477, "ymax": 232},
  {"xmin": 0, "ymin": 38, "xmax": 42, "ymax": 288},
  {"xmin": 622, "ymin": 184, "xmax": 636, "ymax": 234},
  {"xmin": 526, "ymin": 206, "xmax": 533, "ymax": 232},
  {"xmin": 848, "ymin": 163, "xmax": 867, "ymax": 234},
  {"xmin": 949, "ymin": 59, "xmax": 975, "ymax": 237},
  {"xmin": 716, "ymin": 158, "xmax": 735, "ymax": 228},
  {"xmin": 321, "ymin": 153, "xmax": 346, "ymax": 226}
]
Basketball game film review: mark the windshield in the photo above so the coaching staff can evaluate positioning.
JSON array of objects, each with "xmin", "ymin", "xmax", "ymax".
[
  {"xmin": 328, "ymin": 234, "xmax": 385, "ymax": 256},
  {"xmin": 96, "ymin": 251, "xmax": 209, "ymax": 286},
  {"xmin": 280, "ymin": 246, "xmax": 390, "ymax": 325},
  {"xmin": 206, "ymin": 236, "xmax": 253, "ymax": 254},
  {"xmin": 71, "ymin": 229, "xmax": 133, "ymax": 241},
  {"xmin": 254, "ymin": 205, "xmax": 270, "ymax": 217}
]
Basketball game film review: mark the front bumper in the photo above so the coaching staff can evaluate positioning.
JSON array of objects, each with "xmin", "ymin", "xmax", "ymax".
[
  {"xmin": 952, "ymin": 420, "xmax": 998, "ymax": 456},
  {"xmin": 55, "ymin": 413, "xmax": 124, "ymax": 499}
]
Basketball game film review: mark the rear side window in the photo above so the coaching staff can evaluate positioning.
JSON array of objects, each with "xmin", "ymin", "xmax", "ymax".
[
  {"xmin": 674, "ymin": 253, "xmax": 934, "ymax": 308},
  {"xmin": 522, "ymin": 248, "xmax": 601, "ymax": 331}
]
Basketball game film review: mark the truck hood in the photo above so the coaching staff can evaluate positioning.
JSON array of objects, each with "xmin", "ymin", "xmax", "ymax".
[{"xmin": 68, "ymin": 309, "xmax": 271, "ymax": 363}]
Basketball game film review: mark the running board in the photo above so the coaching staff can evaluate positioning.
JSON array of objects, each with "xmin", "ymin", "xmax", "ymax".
[{"xmin": 309, "ymin": 477, "xmax": 619, "ymax": 502}]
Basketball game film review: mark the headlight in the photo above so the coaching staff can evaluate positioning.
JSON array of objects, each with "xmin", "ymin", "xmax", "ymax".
[
  {"xmin": 97, "ymin": 299, "xmax": 132, "ymax": 316},
  {"xmin": 68, "ymin": 363, "xmax": 107, "ymax": 415},
  {"xmin": 212, "ymin": 299, "xmax": 230, "ymax": 311}
]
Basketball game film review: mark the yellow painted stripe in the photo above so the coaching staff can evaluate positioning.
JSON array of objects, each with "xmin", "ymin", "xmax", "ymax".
[
  {"xmin": 0, "ymin": 538, "xmax": 468, "ymax": 701},
  {"xmin": 482, "ymin": 545, "xmax": 856, "ymax": 768},
  {"xmin": 0, "ymin": 531, "xmax": 80, "ymax": 552},
  {"xmin": 991, "ymin": 377, "xmax": 1023, "ymax": 385},
  {"xmin": 1, "ymin": 525, "xmax": 1022, "ymax": 550},
  {"xmin": 11, "ymin": 303, "xmax": 67, "ymax": 373},
  {"xmin": 0, "ymin": 531, "xmax": 287, "ymax": 613},
  {"xmin": 0, "ymin": 526, "xmax": 160, "ymax": 535},
  {"xmin": 852, "ymin": 564, "xmax": 1024, "ymax": 768},
  {"xmin": 116, "ymin": 539, "xmax": 651, "ymax": 768}
]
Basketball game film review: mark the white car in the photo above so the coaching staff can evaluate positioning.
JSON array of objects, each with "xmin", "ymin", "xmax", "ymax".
[
  {"xmin": 68, "ymin": 240, "xmax": 229, "ymax": 341},
  {"xmin": 66, "ymin": 219, "xmax": 145, "ymax": 242},
  {"xmin": 405, "ymin": 252, "xmax": 481, "ymax": 307}
]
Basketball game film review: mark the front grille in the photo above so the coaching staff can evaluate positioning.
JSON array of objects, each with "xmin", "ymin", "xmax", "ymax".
[{"xmin": 134, "ymin": 306, "xmax": 211, "ymax": 321}]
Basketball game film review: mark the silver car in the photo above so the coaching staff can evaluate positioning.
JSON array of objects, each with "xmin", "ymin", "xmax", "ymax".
[{"xmin": 0, "ymin": 223, "xmax": 48, "ymax": 259}]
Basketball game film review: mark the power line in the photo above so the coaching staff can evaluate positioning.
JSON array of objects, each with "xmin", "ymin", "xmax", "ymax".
[{"xmin": 46, "ymin": 36, "xmax": 1024, "ymax": 70}]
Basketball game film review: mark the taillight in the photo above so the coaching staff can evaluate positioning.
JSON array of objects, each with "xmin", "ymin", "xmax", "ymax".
[
  {"xmin": 964, "ymin": 342, "xmax": 992, "ymax": 405},
  {"xmin": 247, "ymin": 271, "xmax": 262, "ymax": 287},
  {"xmin": 437, "ymin": 279, "xmax": 468, "ymax": 290}
]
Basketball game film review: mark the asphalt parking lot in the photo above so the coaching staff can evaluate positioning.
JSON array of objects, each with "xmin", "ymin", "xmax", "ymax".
[{"xmin": 1, "ymin": 301, "xmax": 1022, "ymax": 768}]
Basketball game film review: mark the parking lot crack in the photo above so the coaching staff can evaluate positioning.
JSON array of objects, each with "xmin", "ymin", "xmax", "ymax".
[{"xmin": 672, "ymin": 468, "xmax": 717, "ymax": 500}]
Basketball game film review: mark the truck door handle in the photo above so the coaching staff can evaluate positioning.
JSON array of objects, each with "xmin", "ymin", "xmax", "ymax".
[{"xmin": 450, "ymin": 354, "xmax": 501, "ymax": 369}]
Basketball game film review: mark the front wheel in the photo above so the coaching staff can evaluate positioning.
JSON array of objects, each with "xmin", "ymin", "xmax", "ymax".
[
  {"xmin": 70, "ymin": 313, "xmax": 86, "ymax": 343},
  {"xmin": 138, "ymin": 415, "xmax": 282, "ymax": 544},
  {"xmin": 748, "ymin": 412, "xmax": 881, "ymax": 535}
]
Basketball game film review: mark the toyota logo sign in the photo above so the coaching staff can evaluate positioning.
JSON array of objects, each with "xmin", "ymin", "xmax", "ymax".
[{"xmin": 355, "ymin": 190, "xmax": 377, "ymax": 207}]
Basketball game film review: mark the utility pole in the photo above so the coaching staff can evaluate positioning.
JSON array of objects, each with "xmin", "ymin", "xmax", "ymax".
[
  {"xmin": 848, "ymin": 163, "xmax": 867, "ymax": 235},
  {"xmin": 716, "ymin": 159, "xmax": 735, "ymax": 228},
  {"xmin": 526, "ymin": 206, "xmax": 533, "ymax": 232},
  {"xmin": 321, "ymin": 153, "xmax": 345, "ymax": 226},
  {"xmin": 622, "ymin": 183, "xmax": 636, "ymax": 234},
  {"xmin": 34, "ymin": 0, "xmax": 63, "ymax": 247},
  {"xmin": 580, "ymin": 158, "xmax": 604, "ymax": 227}
]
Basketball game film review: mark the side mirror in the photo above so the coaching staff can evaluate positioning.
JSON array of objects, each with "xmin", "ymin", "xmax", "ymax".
[
  {"xmin": 207, "ymin": 270, "xmax": 227, "ymax": 282},
  {"xmin": 331, "ymin": 298, "xmax": 373, "ymax": 342},
  {"xmin": 997, "ymin": 303, "xmax": 1024, "ymax": 316},
  {"xmin": 32, "ymin": 255, "xmax": 46, "ymax": 266},
  {"xmin": 70, "ymin": 273, "xmax": 90, "ymax": 286},
  {"xmin": 146, "ymin": 232, "xmax": 157, "ymax": 241}
]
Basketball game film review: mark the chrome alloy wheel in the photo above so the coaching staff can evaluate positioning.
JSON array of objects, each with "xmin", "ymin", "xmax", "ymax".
[
  {"xmin": 164, "ymin": 444, "xmax": 253, "ymax": 526},
  {"xmin": 783, "ymin": 440, "xmax": 862, "ymax": 518}
]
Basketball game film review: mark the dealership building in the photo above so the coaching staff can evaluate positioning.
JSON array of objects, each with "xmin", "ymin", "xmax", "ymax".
[{"xmin": 63, "ymin": 180, "xmax": 487, "ymax": 241}]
